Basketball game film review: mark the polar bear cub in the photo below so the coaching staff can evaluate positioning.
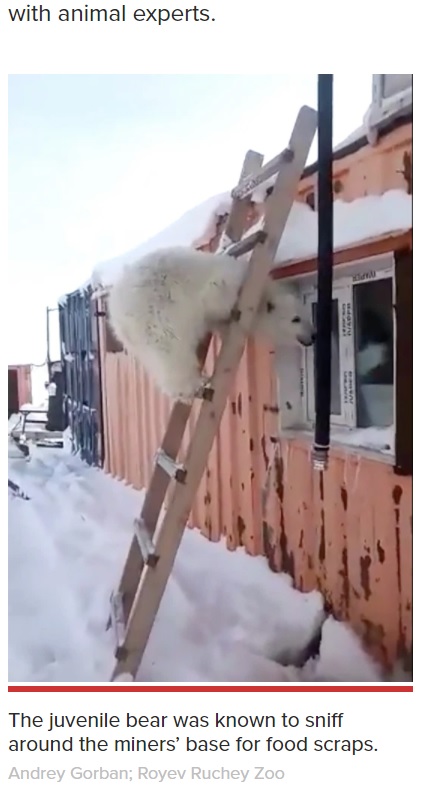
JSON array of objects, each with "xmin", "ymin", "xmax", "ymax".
[{"xmin": 108, "ymin": 246, "xmax": 315, "ymax": 401}]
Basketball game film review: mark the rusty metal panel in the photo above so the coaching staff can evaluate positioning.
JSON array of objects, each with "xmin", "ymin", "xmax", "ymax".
[
  {"xmin": 265, "ymin": 436, "xmax": 412, "ymax": 668},
  {"xmin": 396, "ymin": 484, "xmax": 412, "ymax": 667},
  {"xmin": 9, "ymin": 365, "xmax": 33, "ymax": 409},
  {"xmin": 340, "ymin": 458, "xmax": 401, "ymax": 666},
  {"xmin": 17, "ymin": 365, "xmax": 32, "ymax": 407},
  {"xmin": 277, "ymin": 441, "xmax": 318, "ymax": 591}
]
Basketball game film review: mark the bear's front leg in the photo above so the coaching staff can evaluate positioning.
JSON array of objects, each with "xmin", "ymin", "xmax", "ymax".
[{"xmin": 155, "ymin": 343, "xmax": 209, "ymax": 403}]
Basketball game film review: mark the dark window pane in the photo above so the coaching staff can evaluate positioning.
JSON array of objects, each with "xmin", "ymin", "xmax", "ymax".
[{"xmin": 353, "ymin": 278, "xmax": 394, "ymax": 427}]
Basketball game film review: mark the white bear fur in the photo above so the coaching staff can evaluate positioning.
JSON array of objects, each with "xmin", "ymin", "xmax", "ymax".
[{"xmin": 108, "ymin": 246, "xmax": 315, "ymax": 401}]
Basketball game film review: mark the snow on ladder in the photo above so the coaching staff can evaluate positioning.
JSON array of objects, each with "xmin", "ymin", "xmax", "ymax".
[{"xmin": 108, "ymin": 106, "xmax": 318, "ymax": 681}]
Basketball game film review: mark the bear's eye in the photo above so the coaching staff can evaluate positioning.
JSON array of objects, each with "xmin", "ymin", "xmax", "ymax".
[
  {"xmin": 266, "ymin": 301, "xmax": 275, "ymax": 313},
  {"xmin": 291, "ymin": 316, "xmax": 301, "ymax": 324}
]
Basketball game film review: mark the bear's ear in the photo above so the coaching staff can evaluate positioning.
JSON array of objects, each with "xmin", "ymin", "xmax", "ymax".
[{"xmin": 266, "ymin": 301, "xmax": 275, "ymax": 313}]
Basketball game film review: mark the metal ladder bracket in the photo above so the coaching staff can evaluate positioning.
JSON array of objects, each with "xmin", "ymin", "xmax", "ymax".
[
  {"xmin": 109, "ymin": 592, "xmax": 128, "ymax": 660},
  {"xmin": 134, "ymin": 517, "xmax": 159, "ymax": 567},
  {"xmin": 155, "ymin": 449, "xmax": 187, "ymax": 483},
  {"xmin": 224, "ymin": 228, "xmax": 267, "ymax": 258}
]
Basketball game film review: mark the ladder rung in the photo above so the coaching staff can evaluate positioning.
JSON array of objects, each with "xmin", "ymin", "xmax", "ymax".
[
  {"xmin": 109, "ymin": 592, "xmax": 128, "ymax": 661},
  {"xmin": 155, "ymin": 449, "xmax": 187, "ymax": 483},
  {"xmin": 224, "ymin": 229, "xmax": 267, "ymax": 259},
  {"xmin": 231, "ymin": 147, "xmax": 294, "ymax": 200},
  {"xmin": 134, "ymin": 517, "xmax": 159, "ymax": 567}
]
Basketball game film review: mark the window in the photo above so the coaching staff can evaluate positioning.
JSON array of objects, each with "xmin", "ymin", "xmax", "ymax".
[
  {"xmin": 302, "ymin": 264, "xmax": 394, "ymax": 433},
  {"xmin": 277, "ymin": 250, "xmax": 414, "ymax": 466},
  {"xmin": 276, "ymin": 256, "xmax": 396, "ymax": 454}
]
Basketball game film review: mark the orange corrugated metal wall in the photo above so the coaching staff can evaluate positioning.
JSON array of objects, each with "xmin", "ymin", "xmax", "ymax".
[{"xmin": 99, "ymin": 336, "xmax": 412, "ymax": 669}]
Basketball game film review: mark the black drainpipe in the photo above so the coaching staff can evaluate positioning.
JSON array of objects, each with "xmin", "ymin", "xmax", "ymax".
[
  {"xmin": 312, "ymin": 74, "xmax": 334, "ymax": 471},
  {"xmin": 46, "ymin": 306, "xmax": 51, "ymax": 375}
]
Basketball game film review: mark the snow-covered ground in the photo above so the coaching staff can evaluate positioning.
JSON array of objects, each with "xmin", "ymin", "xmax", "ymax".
[{"xmin": 9, "ymin": 436, "xmax": 392, "ymax": 684}]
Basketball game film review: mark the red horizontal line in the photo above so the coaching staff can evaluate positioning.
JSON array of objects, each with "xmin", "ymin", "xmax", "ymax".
[{"xmin": 8, "ymin": 685, "xmax": 413, "ymax": 693}]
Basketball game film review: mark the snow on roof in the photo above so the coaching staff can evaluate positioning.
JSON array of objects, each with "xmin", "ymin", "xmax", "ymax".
[
  {"xmin": 272, "ymin": 188, "xmax": 412, "ymax": 266},
  {"xmin": 333, "ymin": 124, "xmax": 366, "ymax": 151},
  {"xmin": 88, "ymin": 188, "xmax": 411, "ymax": 292},
  {"xmin": 92, "ymin": 191, "xmax": 231, "ymax": 288}
]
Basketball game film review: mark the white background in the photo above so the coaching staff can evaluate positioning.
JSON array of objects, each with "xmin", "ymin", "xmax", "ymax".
[{"xmin": 1, "ymin": 0, "xmax": 417, "ymax": 784}]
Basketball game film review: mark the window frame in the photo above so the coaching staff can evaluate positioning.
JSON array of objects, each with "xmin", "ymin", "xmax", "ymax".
[
  {"xmin": 394, "ymin": 246, "xmax": 412, "ymax": 475},
  {"xmin": 373, "ymin": 74, "xmax": 412, "ymax": 103}
]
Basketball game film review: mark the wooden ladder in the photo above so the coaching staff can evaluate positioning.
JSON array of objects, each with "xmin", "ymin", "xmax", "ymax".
[{"xmin": 108, "ymin": 105, "xmax": 317, "ymax": 681}]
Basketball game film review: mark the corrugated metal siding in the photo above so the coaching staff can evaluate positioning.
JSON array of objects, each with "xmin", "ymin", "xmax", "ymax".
[
  {"xmin": 99, "ymin": 337, "xmax": 412, "ymax": 668},
  {"xmin": 265, "ymin": 438, "xmax": 412, "ymax": 668},
  {"xmin": 59, "ymin": 287, "xmax": 103, "ymax": 466}
]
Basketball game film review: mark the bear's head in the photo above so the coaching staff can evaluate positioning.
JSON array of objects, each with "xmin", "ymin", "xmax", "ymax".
[{"xmin": 255, "ymin": 280, "xmax": 316, "ymax": 348}]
